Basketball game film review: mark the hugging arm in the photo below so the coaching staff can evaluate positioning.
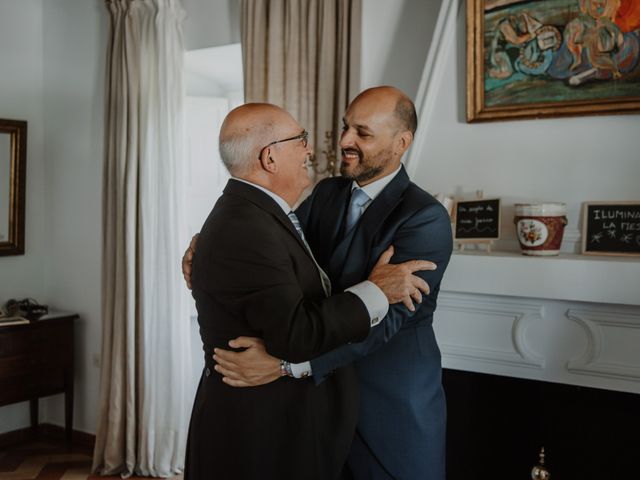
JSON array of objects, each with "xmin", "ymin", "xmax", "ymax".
[
  {"xmin": 212, "ymin": 203, "xmax": 452, "ymax": 387},
  {"xmin": 310, "ymin": 204, "xmax": 453, "ymax": 384}
]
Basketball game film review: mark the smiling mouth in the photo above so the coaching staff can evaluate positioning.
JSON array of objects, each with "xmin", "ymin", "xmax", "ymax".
[{"xmin": 341, "ymin": 149, "xmax": 361, "ymax": 162}]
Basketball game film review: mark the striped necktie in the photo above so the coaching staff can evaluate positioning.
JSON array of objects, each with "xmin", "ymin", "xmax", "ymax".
[{"xmin": 288, "ymin": 211, "xmax": 332, "ymax": 296}]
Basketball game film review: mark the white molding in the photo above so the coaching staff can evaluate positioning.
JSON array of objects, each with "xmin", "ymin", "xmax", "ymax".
[
  {"xmin": 566, "ymin": 308, "xmax": 640, "ymax": 381},
  {"xmin": 512, "ymin": 308, "xmax": 546, "ymax": 368},
  {"xmin": 439, "ymin": 344, "xmax": 542, "ymax": 369},
  {"xmin": 405, "ymin": 0, "xmax": 460, "ymax": 179},
  {"xmin": 442, "ymin": 251, "xmax": 640, "ymax": 306},
  {"xmin": 436, "ymin": 293, "xmax": 544, "ymax": 369},
  {"xmin": 433, "ymin": 294, "xmax": 640, "ymax": 393}
]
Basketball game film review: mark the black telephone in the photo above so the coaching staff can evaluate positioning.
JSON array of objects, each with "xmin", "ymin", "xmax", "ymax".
[{"xmin": 3, "ymin": 298, "xmax": 49, "ymax": 320}]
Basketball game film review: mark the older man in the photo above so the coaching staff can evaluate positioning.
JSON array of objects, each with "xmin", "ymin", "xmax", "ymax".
[{"xmin": 184, "ymin": 102, "xmax": 434, "ymax": 480}]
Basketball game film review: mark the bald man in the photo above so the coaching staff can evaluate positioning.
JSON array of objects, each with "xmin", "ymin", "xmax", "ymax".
[{"xmin": 184, "ymin": 103, "xmax": 435, "ymax": 480}]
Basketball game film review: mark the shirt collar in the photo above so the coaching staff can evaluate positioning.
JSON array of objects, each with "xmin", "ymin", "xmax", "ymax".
[
  {"xmin": 232, "ymin": 177, "xmax": 292, "ymax": 214},
  {"xmin": 351, "ymin": 164, "xmax": 403, "ymax": 201}
]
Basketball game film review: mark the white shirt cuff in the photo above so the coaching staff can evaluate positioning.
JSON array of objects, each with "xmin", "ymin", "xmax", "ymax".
[
  {"xmin": 287, "ymin": 281, "xmax": 388, "ymax": 379},
  {"xmin": 345, "ymin": 280, "xmax": 389, "ymax": 326},
  {"xmin": 290, "ymin": 361, "xmax": 313, "ymax": 378}
]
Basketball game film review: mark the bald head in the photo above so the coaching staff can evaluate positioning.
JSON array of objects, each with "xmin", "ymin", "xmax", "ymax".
[
  {"xmin": 219, "ymin": 103, "xmax": 296, "ymax": 177},
  {"xmin": 218, "ymin": 102, "xmax": 312, "ymax": 206},
  {"xmin": 351, "ymin": 86, "xmax": 417, "ymax": 135},
  {"xmin": 339, "ymin": 86, "xmax": 417, "ymax": 184}
]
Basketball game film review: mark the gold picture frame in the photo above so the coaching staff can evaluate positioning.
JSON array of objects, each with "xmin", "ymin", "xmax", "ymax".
[
  {"xmin": 0, "ymin": 119, "xmax": 27, "ymax": 256},
  {"xmin": 466, "ymin": 0, "xmax": 640, "ymax": 122}
]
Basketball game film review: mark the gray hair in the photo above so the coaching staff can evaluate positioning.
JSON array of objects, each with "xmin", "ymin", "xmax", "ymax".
[
  {"xmin": 219, "ymin": 133, "xmax": 256, "ymax": 177},
  {"xmin": 217, "ymin": 103, "xmax": 279, "ymax": 177}
]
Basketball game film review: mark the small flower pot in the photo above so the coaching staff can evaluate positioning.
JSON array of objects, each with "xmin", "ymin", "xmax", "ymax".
[{"xmin": 514, "ymin": 203, "xmax": 567, "ymax": 256}]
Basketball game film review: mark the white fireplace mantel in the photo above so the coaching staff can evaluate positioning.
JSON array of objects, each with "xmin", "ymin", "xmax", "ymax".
[
  {"xmin": 434, "ymin": 251, "xmax": 640, "ymax": 395},
  {"xmin": 442, "ymin": 251, "xmax": 640, "ymax": 306}
]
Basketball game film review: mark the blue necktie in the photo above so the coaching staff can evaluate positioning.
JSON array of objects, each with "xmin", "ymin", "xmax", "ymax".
[
  {"xmin": 288, "ymin": 211, "xmax": 332, "ymax": 296},
  {"xmin": 344, "ymin": 188, "xmax": 371, "ymax": 235}
]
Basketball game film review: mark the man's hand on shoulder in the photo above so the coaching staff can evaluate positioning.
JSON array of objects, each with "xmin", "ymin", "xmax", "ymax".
[
  {"xmin": 213, "ymin": 337, "xmax": 282, "ymax": 387},
  {"xmin": 368, "ymin": 246, "xmax": 435, "ymax": 312}
]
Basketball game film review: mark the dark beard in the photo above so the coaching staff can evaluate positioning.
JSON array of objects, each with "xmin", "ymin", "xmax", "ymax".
[{"xmin": 340, "ymin": 163, "xmax": 384, "ymax": 183}]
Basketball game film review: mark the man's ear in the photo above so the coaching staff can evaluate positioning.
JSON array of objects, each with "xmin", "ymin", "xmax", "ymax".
[
  {"xmin": 395, "ymin": 131, "xmax": 413, "ymax": 156},
  {"xmin": 259, "ymin": 147, "xmax": 277, "ymax": 173}
]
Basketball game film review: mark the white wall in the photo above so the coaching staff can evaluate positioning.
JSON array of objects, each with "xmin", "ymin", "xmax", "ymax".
[
  {"xmin": 182, "ymin": 0, "xmax": 240, "ymax": 50},
  {"xmin": 411, "ymin": 2, "xmax": 640, "ymax": 248},
  {"xmin": 0, "ymin": 0, "xmax": 105, "ymax": 435},
  {"xmin": 0, "ymin": 0, "xmax": 46, "ymax": 434},
  {"xmin": 361, "ymin": 0, "xmax": 441, "ymax": 99},
  {"xmin": 40, "ymin": 0, "xmax": 106, "ymax": 434},
  {"xmin": 0, "ymin": 1, "xmax": 46, "ymax": 306},
  {"xmin": 362, "ymin": 0, "xmax": 639, "ymax": 220},
  {"xmin": 406, "ymin": 0, "xmax": 640, "ymax": 395}
]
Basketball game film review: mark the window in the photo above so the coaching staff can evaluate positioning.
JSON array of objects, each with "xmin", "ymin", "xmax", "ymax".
[
  {"xmin": 183, "ymin": 44, "xmax": 243, "ymax": 378},
  {"xmin": 184, "ymin": 43, "xmax": 243, "ymax": 236}
]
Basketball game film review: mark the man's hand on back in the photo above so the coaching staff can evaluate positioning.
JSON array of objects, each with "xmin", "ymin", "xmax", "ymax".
[
  {"xmin": 213, "ymin": 337, "xmax": 282, "ymax": 387},
  {"xmin": 182, "ymin": 233, "xmax": 199, "ymax": 289}
]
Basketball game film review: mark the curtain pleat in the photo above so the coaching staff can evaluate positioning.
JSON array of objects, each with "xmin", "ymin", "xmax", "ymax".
[
  {"xmin": 93, "ymin": 0, "xmax": 191, "ymax": 476},
  {"xmin": 240, "ymin": 0, "xmax": 361, "ymax": 180}
]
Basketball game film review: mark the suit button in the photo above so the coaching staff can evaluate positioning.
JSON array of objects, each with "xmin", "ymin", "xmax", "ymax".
[{"xmin": 205, "ymin": 367, "xmax": 211, "ymax": 377}]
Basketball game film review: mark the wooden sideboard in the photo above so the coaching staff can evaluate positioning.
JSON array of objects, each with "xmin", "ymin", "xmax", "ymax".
[{"xmin": 0, "ymin": 312, "xmax": 76, "ymax": 442}]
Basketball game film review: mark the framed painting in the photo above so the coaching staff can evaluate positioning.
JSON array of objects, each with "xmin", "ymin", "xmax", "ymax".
[{"xmin": 467, "ymin": 0, "xmax": 640, "ymax": 122}]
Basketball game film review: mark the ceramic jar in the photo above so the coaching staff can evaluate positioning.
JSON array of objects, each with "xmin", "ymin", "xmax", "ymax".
[{"xmin": 514, "ymin": 203, "xmax": 567, "ymax": 256}]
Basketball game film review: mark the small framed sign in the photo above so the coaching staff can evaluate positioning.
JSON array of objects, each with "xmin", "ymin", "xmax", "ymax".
[
  {"xmin": 453, "ymin": 198, "xmax": 501, "ymax": 242},
  {"xmin": 582, "ymin": 202, "xmax": 640, "ymax": 257}
]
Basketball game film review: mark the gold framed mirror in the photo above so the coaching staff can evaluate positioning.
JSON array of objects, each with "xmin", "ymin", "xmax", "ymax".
[{"xmin": 0, "ymin": 119, "xmax": 27, "ymax": 256}]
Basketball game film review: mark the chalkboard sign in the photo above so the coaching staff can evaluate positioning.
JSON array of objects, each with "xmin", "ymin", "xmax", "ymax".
[
  {"xmin": 454, "ymin": 198, "xmax": 501, "ymax": 240},
  {"xmin": 582, "ymin": 202, "xmax": 640, "ymax": 256}
]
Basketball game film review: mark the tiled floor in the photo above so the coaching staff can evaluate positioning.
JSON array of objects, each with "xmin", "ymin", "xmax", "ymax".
[{"xmin": 0, "ymin": 441, "xmax": 182, "ymax": 480}]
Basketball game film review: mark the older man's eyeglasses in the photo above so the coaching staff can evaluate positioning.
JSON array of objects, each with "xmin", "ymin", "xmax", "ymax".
[{"xmin": 259, "ymin": 130, "xmax": 308, "ymax": 158}]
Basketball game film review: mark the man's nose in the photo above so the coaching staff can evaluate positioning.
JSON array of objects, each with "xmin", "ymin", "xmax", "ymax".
[{"xmin": 339, "ymin": 130, "xmax": 353, "ymax": 149}]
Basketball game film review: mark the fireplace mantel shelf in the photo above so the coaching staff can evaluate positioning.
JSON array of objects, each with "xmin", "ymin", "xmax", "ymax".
[{"xmin": 442, "ymin": 250, "xmax": 640, "ymax": 306}]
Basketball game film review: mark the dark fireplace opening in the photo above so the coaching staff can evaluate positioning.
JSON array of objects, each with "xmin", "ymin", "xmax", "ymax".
[{"xmin": 443, "ymin": 369, "xmax": 640, "ymax": 480}]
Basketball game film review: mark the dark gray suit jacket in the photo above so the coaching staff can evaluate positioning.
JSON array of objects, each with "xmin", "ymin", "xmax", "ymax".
[{"xmin": 185, "ymin": 179, "xmax": 371, "ymax": 480}]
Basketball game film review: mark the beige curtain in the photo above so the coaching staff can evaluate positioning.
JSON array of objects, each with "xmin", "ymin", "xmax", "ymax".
[
  {"xmin": 241, "ymin": 0, "xmax": 361, "ymax": 179},
  {"xmin": 93, "ymin": 0, "xmax": 191, "ymax": 477}
]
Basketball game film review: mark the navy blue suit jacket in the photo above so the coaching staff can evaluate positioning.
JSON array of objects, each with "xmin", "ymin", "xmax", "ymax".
[{"xmin": 296, "ymin": 166, "xmax": 453, "ymax": 480}]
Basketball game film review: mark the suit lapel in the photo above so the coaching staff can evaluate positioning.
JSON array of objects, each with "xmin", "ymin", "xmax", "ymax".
[
  {"xmin": 311, "ymin": 182, "xmax": 350, "ymax": 272},
  {"xmin": 329, "ymin": 167, "xmax": 411, "ymax": 288},
  {"xmin": 223, "ymin": 179, "xmax": 310, "ymax": 258}
]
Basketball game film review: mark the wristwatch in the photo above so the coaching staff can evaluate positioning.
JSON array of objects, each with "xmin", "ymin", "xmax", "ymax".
[{"xmin": 280, "ymin": 359, "xmax": 293, "ymax": 377}]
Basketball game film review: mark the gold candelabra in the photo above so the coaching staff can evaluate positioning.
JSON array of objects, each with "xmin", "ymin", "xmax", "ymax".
[{"xmin": 309, "ymin": 130, "xmax": 338, "ymax": 177}]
